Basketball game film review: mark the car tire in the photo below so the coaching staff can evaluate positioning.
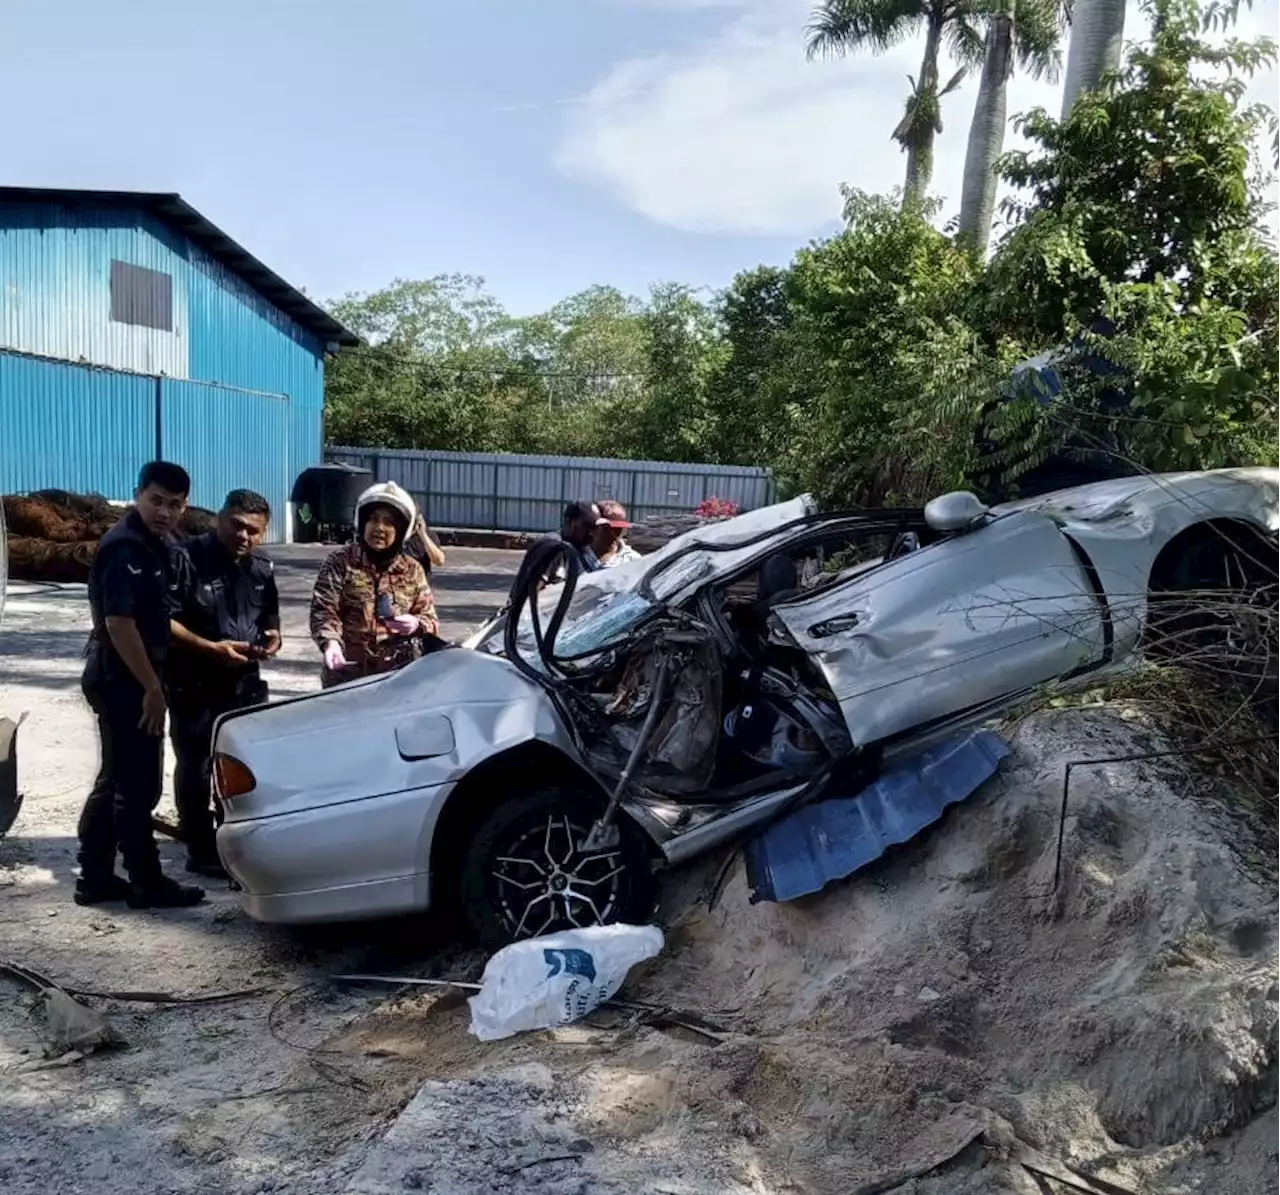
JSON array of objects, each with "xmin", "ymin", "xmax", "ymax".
[
  {"xmin": 1149, "ymin": 528, "xmax": 1278, "ymax": 715},
  {"xmin": 459, "ymin": 785, "xmax": 657, "ymax": 948}
]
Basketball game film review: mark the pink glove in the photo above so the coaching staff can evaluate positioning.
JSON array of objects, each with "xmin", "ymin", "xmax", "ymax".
[
  {"xmin": 323, "ymin": 641, "xmax": 349, "ymax": 671},
  {"xmin": 387, "ymin": 614, "xmax": 420, "ymax": 637}
]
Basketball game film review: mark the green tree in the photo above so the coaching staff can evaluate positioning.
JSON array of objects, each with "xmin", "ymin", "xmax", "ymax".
[
  {"xmin": 329, "ymin": 274, "xmax": 511, "ymax": 355},
  {"xmin": 806, "ymin": 0, "xmax": 983, "ymax": 201},
  {"xmin": 980, "ymin": 0, "xmax": 1278, "ymax": 475},
  {"xmin": 703, "ymin": 267, "xmax": 808, "ymax": 472},
  {"xmin": 624, "ymin": 284, "xmax": 727, "ymax": 463},
  {"xmin": 509, "ymin": 285, "xmax": 647, "ymax": 413},
  {"xmin": 324, "ymin": 275, "xmax": 520, "ymax": 452},
  {"xmin": 783, "ymin": 189, "xmax": 982, "ymax": 504}
]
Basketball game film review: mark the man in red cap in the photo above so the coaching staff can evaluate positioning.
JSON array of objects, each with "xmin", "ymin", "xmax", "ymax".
[{"xmin": 591, "ymin": 500, "xmax": 641, "ymax": 568}]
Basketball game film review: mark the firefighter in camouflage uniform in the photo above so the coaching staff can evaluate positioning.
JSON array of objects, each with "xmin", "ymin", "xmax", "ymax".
[{"xmin": 309, "ymin": 482, "xmax": 439, "ymax": 688}]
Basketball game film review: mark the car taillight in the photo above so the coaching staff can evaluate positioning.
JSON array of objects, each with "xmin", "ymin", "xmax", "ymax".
[{"xmin": 214, "ymin": 754, "xmax": 256, "ymax": 801}]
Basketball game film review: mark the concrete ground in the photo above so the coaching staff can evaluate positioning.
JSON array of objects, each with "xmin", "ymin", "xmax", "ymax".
[{"xmin": 0, "ymin": 545, "xmax": 522, "ymax": 1195}]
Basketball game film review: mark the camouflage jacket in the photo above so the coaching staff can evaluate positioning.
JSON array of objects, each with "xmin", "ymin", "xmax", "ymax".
[{"xmin": 310, "ymin": 544, "xmax": 439, "ymax": 683}]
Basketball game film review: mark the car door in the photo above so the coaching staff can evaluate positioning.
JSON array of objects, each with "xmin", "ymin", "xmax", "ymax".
[{"xmin": 770, "ymin": 510, "xmax": 1107, "ymax": 748}]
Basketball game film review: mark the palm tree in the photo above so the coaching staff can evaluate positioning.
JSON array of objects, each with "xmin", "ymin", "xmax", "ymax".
[
  {"xmin": 957, "ymin": 0, "xmax": 1065, "ymax": 254},
  {"xmin": 1060, "ymin": 0, "xmax": 1125, "ymax": 117},
  {"xmin": 807, "ymin": 0, "xmax": 985, "ymax": 203}
]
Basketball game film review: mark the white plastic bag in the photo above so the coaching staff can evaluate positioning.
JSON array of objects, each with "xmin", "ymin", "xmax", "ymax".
[{"xmin": 468, "ymin": 923, "xmax": 664, "ymax": 1042}]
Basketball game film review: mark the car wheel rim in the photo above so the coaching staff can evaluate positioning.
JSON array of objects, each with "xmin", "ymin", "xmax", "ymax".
[{"xmin": 492, "ymin": 813, "xmax": 626, "ymax": 940}]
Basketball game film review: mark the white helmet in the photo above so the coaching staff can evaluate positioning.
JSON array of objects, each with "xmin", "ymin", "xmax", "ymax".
[{"xmin": 355, "ymin": 481, "xmax": 416, "ymax": 527}]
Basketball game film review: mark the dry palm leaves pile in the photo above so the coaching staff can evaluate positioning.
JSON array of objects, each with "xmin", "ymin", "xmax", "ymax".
[{"xmin": 3, "ymin": 491, "xmax": 216, "ymax": 583}]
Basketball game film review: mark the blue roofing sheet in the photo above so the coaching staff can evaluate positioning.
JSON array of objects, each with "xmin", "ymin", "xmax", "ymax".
[{"xmin": 744, "ymin": 730, "xmax": 1010, "ymax": 904}]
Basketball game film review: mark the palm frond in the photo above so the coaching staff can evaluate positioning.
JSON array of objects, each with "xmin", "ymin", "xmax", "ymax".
[
  {"xmin": 1013, "ymin": 0, "xmax": 1067, "ymax": 81},
  {"xmin": 805, "ymin": 0, "xmax": 929, "ymax": 60},
  {"xmin": 944, "ymin": 16, "xmax": 989, "ymax": 66},
  {"xmin": 939, "ymin": 65, "xmax": 969, "ymax": 96}
]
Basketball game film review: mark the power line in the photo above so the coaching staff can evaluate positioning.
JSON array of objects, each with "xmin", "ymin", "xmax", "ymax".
[{"xmin": 340, "ymin": 341, "xmax": 651, "ymax": 383}]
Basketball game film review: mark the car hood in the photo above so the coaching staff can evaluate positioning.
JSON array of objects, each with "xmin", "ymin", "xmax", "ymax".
[{"xmin": 213, "ymin": 648, "xmax": 569, "ymax": 821}]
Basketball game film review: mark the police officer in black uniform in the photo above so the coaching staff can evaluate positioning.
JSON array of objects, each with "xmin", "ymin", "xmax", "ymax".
[
  {"xmin": 168, "ymin": 489, "xmax": 280, "ymax": 877},
  {"xmin": 76, "ymin": 461, "xmax": 206, "ymax": 909}
]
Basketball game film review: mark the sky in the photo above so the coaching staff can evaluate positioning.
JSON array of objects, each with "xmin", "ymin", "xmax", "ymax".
[{"xmin": 2, "ymin": 0, "xmax": 1276, "ymax": 316}]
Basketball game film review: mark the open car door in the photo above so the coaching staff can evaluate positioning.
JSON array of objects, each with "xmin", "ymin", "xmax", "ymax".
[{"xmin": 769, "ymin": 510, "xmax": 1108, "ymax": 749}]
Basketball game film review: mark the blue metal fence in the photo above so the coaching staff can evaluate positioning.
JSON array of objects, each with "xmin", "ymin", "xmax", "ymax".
[{"xmin": 325, "ymin": 446, "xmax": 776, "ymax": 533}]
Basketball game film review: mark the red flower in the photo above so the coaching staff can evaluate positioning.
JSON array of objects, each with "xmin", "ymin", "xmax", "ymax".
[{"xmin": 695, "ymin": 497, "xmax": 741, "ymax": 521}]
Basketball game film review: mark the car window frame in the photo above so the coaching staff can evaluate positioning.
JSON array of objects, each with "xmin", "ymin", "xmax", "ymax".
[{"xmin": 696, "ymin": 512, "xmax": 937, "ymax": 614}]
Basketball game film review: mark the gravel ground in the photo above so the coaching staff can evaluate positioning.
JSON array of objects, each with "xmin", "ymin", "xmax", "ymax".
[{"xmin": 0, "ymin": 545, "xmax": 522, "ymax": 1195}]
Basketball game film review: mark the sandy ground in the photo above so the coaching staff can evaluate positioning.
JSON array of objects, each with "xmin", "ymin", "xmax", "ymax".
[
  {"xmin": 1, "ymin": 547, "xmax": 1276, "ymax": 1194},
  {"xmin": 323, "ymin": 712, "xmax": 1277, "ymax": 1195}
]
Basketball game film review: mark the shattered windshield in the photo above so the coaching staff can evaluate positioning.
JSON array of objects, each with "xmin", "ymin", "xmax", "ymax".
[
  {"xmin": 499, "ymin": 558, "xmax": 655, "ymax": 665},
  {"xmin": 483, "ymin": 495, "xmax": 818, "ymax": 664}
]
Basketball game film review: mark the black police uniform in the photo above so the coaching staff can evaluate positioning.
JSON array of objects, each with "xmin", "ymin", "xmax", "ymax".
[
  {"xmin": 168, "ymin": 532, "xmax": 279, "ymax": 867},
  {"xmin": 78, "ymin": 511, "xmax": 174, "ymax": 889}
]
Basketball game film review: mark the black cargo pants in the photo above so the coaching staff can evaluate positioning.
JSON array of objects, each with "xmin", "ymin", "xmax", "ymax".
[
  {"xmin": 78, "ymin": 666, "xmax": 165, "ymax": 887},
  {"xmin": 169, "ymin": 676, "xmax": 267, "ymax": 865}
]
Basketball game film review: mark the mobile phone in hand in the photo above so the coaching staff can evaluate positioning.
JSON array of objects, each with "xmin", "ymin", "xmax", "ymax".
[{"xmin": 376, "ymin": 593, "xmax": 396, "ymax": 623}]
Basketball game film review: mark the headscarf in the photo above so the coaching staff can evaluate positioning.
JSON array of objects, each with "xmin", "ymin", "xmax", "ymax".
[{"xmin": 358, "ymin": 502, "xmax": 409, "ymax": 568}]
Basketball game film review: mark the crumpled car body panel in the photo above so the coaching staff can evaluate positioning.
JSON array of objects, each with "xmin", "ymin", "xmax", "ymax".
[{"xmin": 772, "ymin": 508, "xmax": 1108, "ymax": 748}]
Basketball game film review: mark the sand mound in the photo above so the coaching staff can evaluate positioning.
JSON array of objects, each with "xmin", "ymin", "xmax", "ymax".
[
  {"xmin": 348, "ymin": 710, "xmax": 1276, "ymax": 1194},
  {"xmin": 653, "ymin": 710, "xmax": 1278, "ymax": 1191}
]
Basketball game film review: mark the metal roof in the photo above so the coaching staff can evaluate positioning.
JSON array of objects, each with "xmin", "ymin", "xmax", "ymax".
[
  {"xmin": 0, "ymin": 187, "xmax": 361, "ymax": 348},
  {"xmin": 743, "ymin": 730, "xmax": 1010, "ymax": 904}
]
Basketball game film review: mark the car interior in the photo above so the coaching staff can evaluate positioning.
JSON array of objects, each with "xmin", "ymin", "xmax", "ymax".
[
  {"xmin": 547, "ymin": 514, "xmax": 941, "ymax": 803},
  {"xmin": 501, "ymin": 504, "xmax": 977, "ymax": 823}
]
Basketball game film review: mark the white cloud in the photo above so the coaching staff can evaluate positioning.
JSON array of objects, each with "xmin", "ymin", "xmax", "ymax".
[{"xmin": 557, "ymin": 0, "xmax": 1278, "ymax": 237}]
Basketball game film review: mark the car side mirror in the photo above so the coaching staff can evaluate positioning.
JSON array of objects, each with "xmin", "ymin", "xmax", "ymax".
[{"xmin": 924, "ymin": 491, "xmax": 989, "ymax": 534}]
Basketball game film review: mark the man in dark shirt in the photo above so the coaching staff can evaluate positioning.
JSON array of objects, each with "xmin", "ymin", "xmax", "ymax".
[
  {"xmin": 77, "ymin": 461, "xmax": 205, "ymax": 909},
  {"xmin": 168, "ymin": 489, "xmax": 280, "ymax": 878},
  {"xmin": 522, "ymin": 500, "xmax": 602, "ymax": 587}
]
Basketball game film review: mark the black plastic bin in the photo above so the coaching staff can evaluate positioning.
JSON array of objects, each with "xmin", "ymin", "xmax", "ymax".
[{"xmin": 291, "ymin": 464, "xmax": 371, "ymax": 543}]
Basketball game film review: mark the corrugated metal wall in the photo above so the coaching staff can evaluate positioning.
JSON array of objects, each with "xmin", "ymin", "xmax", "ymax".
[
  {"xmin": 0, "ymin": 349, "xmax": 156, "ymax": 498},
  {"xmin": 0, "ymin": 203, "xmax": 190, "ymax": 377},
  {"xmin": 0, "ymin": 198, "xmax": 327, "ymax": 491},
  {"xmin": 185, "ymin": 245, "xmax": 325, "ymax": 489},
  {"xmin": 0, "ymin": 350, "xmax": 290, "ymax": 543},
  {"xmin": 325, "ymin": 446, "xmax": 777, "ymax": 533},
  {"xmin": 161, "ymin": 379, "xmax": 290, "ymax": 540}
]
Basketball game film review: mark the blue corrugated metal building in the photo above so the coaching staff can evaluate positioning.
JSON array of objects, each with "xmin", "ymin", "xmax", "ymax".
[{"xmin": 0, "ymin": 187, "xmax": 359, "ymax": 540}]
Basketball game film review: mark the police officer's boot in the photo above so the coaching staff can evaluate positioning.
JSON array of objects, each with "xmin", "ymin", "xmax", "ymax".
[
  {"xmin": 73, "ymin": 874, "xmax": 132, "ymax": 906},
  {"xmin": 126, "ymin": 875, "xmax": 206, "ymax": 909}
]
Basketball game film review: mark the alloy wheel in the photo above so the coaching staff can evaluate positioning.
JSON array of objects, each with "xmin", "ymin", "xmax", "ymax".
[{"xmin": 492, "ymin": 812, "xmax": 626, "ymax": 940}]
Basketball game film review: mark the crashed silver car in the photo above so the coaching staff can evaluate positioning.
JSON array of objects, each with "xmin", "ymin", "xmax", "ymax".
[{"xmin": 212, "ymin": 469, "xmax": 1278, "ymax": 943}]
